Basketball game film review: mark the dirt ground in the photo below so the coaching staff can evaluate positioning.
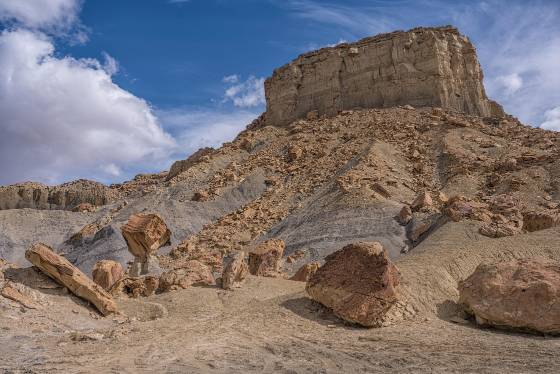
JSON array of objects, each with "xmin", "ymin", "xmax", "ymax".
[{"xmin": 2, "ymin": 271, "xmax": 560, "ymax": 374}]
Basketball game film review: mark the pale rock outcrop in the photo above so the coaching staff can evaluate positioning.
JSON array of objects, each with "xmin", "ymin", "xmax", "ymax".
[
  {"xmin": 306, "ymin": 242, "xmax": 402, "ymax": 327},
  {"xmin": 459, "ymin": 259, "xmax": 560, "ymax": 334},
  {"xmin": 92, "ymin": 260, "xmax": 124, "ymax": 291},
  {"xmin": 166, "ymin": 147, "xmax": 215, "ymax": 180},
  {"xmin": 248, "ymin": 239, "xmax": 285, "ymax": 277},
  {"xmin": 290, "ymin": 262, "xmax": 320, "ymax": 282},
  {"xmin": 221, "ymin": 252, "xmax": 249, "ymax": 290},
  {"xmin": 264, "ymin": 26, "xmax": 503, "ymax": 127},
  {"xmin": 25, "ymin": 243, "xmax": 117, "ymax": 315},
  {"xmin": 121, "ymin": 213, "xmax": 171, "ymax": 277},
  {"xmin": 159, "ymin": 260, "xmax": 215, "ymax": 292},
  {"xmin": 0, "ymin": 179, "xmax": 114, "ymax": 210}
]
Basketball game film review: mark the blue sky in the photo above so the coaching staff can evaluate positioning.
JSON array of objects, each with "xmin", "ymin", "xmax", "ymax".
[{"xmin": 0, "ymin": 0, "xmax": 559, "ymax": 185}]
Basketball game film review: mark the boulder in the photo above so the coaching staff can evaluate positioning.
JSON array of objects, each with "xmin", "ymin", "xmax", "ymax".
[
  {"xmin": 121, "ymin": 213, "xmax": 171, "ymax": 260},
  {"xmin": 406, "ymin": 212, "xmax": 439, "ymax": 242},
  {"xmin": 411, "ymin": 191, "xmax": 433, "ymax": 211},
  {"xmin": 92, "ymin": 260, "xmax": 124, "ymax": 291},
  {"xmin": 290, "ymin": 262, "xmax": 320, "ymax": 282},
  {"xmin": 306, "ymin": 242, "xmax": 402, "ymax": 327},
  {"xmin": 159, "ymin": 260, "xmax": 215, "ymax": 292},
  {"xmin": 221, "ymin": 252, "xmax": 249, "ymax": 290},
  {"xmin": 397, "ymin": 205, "xmax": 412, "ymax": 225},
  {"xmin": 25, "ymin": 243, "xmax": 117, "ymax": 315},
  {"xmin": 522, "ymin": 211, "xmax": 559, "ymax": 232},
  {"xmin": 111, "ymin": 276, "xmax": 159, "ymax": 298},
  {"xmin": 248, "ymin": 239, "xmax": 285, "ymax": 277},
  {"xmin": 1, "ymin": 281, "xmax": 45, "ymax": 309},
  {"xmin": 459, "ymin": 259, "xmax": 560, "ymax": 334}
]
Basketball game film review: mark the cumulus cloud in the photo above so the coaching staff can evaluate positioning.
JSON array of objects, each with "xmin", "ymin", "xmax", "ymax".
[
  {"xmin": 280, "ymin": 0, "xmax": 560, "ymax": 128},
  {"xmin": 0, "ymin": 0, "xmax": 87, "ymax": 42},
  {"xmin": 223, "ymin": 75, "xmax": 266, "ymax": 108},
  {"xmin": 541, "ymin": 107, "xmax": 560, "ymax": 131},
  {"xmin": 158, "ymin": 108, "xmax": 259, "ymax": 157},
  {"xmin": 0, "ymin": 29, "xmax": 176, "ymax": 184}
]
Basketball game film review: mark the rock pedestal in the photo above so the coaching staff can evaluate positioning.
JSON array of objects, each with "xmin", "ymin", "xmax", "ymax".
[{"xmin": 121, "ymin": 213, "xmax": 171, "ymax": 277}]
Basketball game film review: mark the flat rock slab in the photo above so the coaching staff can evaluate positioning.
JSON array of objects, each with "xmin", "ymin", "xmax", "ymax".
[{"xmin": 25, "ymin": 243, "xmax": 117, "ymax": 316}]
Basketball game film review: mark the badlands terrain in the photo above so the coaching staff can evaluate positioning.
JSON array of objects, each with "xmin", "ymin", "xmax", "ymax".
[{"xmin": 1, "ymin": 26, "xmax": 560, "ymax": 373}]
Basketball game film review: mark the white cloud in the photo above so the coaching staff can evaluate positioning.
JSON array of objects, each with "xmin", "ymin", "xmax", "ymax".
[
  {"xmin": 223, "ymin": 74, "xmax": 240, "ymax": 84},
  {"xmin": 102, "ymin": 52, "xmax": 119, "ymax": 76},
  {"xmin": 495, "ymin": 73, "xmax": 523, "ymax": 96},
  {"xmin": 158, "ymin": 108, "xmax": 259, "ymax": 157},
  {"xmin": 0, "ymin": 0, "xmax": 84, "ymax": 36},
  {"xmin": 0, "ymin": 29, "xmax": 176, "ymax": 184},
  {"xmin": 541, "ymin": 107, "xmax": 560, "ymax": 131},
  {"xmin": 223, "ymin": 75, "xmax": 265, "ymax": 108}
]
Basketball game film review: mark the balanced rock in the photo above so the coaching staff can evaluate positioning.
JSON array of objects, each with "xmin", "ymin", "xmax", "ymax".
[
  {"xmin": 92, "ymin": 260, "xmax": 124, "ymax": 291},
  {"xmin": 306, "ymin": 242, "xmax": 401, "ymax": 327},
  {"xmin": 121, "ymin": 213, "xmax": 171, "ymax": 260},
  {"xmin": 25, "ymin": 243, "xmax": 117, "ymax": 315},
  {"xmin": 248, "ymin": 239, "xmax": 285, "ymax": 277},
  {"xmin": 221, "ymin": 252, "xmax": 249, "ymax": 290},
  {"xmin": 459, "ymin": 259, "xmax": 560, "ymax": 334},
  {"xmin": 122, "ymin": 213, "xmax": 170, "ymax": 277},
  {"xmin": 159, "ymin": 260, "xmax": 215, "ymax": 292},
  {"xmin": 290, "ymin": 262, "xmax": 320, "ymax": 282}
]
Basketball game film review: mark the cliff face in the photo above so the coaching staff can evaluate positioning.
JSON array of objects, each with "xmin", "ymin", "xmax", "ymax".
[{"xmin": 264, "ymin": 26, "xmax": 503, "ymax": 126}]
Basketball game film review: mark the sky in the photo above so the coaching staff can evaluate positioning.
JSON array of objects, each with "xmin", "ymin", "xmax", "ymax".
[{"xmin": 0, "ymin": 0, "xmax": 559, "ymax": 185}]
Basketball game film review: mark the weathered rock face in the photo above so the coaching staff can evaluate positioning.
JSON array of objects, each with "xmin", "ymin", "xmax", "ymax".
[
  {"xmin": 111, "ymin": 276, "xmax": 159, "ymax": 298},
  {"xmin": 159, "ymin": 260, "xmax": 215, "ymax": 292},
  {"xmin": 459, "ymin": 259, "xmax": 560, "ymax": 334},
  {"xmin": 248, "ymin": 239, "xmax": 285, "ymax": 277},
  {"xmin": 121, "ymin": 213, "xmax": 171, "ymax": 261},
  {"xmin": 166, "ymin": 147, "xmax": 215, "ymax": 181},
  {"xmin": 25, "ymin": 243, "xmax": 117, "ymax": 315},
  {"xmin": 0, "ymin": 179, "xmax": 114, "ymax": 210},
  {"xmin": 306, "ymin": 242, "xmax": 402, "ymax": 327},
  {"xmin": 264, "ymin": 26, "xmax": 503, "ymax": 127},
  {"xmin": 221, "ymin": 252, "xmax": 249, "ymax": 290},
  {"xmin": 290, "ymin": 262, "xmax": 320, "ymax": 282},
  {"xmin": 92, "ymin": 260, "xmax": 124, "ymax": 291}
]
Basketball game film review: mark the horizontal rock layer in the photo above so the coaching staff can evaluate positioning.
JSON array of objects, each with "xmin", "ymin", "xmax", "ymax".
[{"xmin": 264, "ymin": 26, "xmax": 503, "ymax": 126}]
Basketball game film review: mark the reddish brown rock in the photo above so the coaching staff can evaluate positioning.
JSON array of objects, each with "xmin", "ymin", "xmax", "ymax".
[
  {"xmin": 111, "ymin": 276, "xmax": 159, "ymax": 298},
  {"xmin": 306, "ymin": 242, "xmax": 401, "ymax": 327},
  {"xmin": 25, "ymin": 243, "xmax": 117, "ymax": 315},
  {"xmin": 121, "ymin": 213, "xmax": 171, "ymax": 260},
  {"xmin": 459, "ymin": 259, "xmax": 560, "ymax": 334},
  {"xmin": 287, "ymin": 145, "xmax": 303, "ymax": 162},
  {"xmin": 221, "ymin": 252, "xmax": 249, "ymax": 290},
  {"xmin": 159, "ymin": 260, "xmax": 215, "ymax": 292},
  {"xmin": 397, "ymin": 205, "xmax": 412, "ymax": 225},
  {"xmin": 290, "ymin": 262, "xmax": 320, "ymax": 282},
  {"xmin": 92, "ymin": 260, "xmax": 124, "ymax": 291},
  {"xmin": 248, "ymin": 239, "xmax": 285, "ymax": 277},
  {"xmin": 72, "ymin": 202, "xmax": 96, "ymax": 213},
  {"xmin": 411, "ymin": 191, "xmax": 433, "ymax": 211},
  {"xmin": 522, "ymin": 211, "xmax": 559, "ymax": 232}
]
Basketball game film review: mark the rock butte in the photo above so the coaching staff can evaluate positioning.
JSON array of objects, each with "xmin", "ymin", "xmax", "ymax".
[{"xmin": 264, "ymin": 26, "xmax": 503, "ymax": 127}]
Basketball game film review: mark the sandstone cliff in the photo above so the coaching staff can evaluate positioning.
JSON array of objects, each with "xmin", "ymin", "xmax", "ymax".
[{"xmin": 264, "ymin": 26, "xmax": 503, "ymax": 126}]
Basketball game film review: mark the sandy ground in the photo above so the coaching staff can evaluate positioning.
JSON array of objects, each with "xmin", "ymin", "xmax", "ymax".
[{"xmin": 2, "ymin": 273, "xmax": 560, "ymax": 374}]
